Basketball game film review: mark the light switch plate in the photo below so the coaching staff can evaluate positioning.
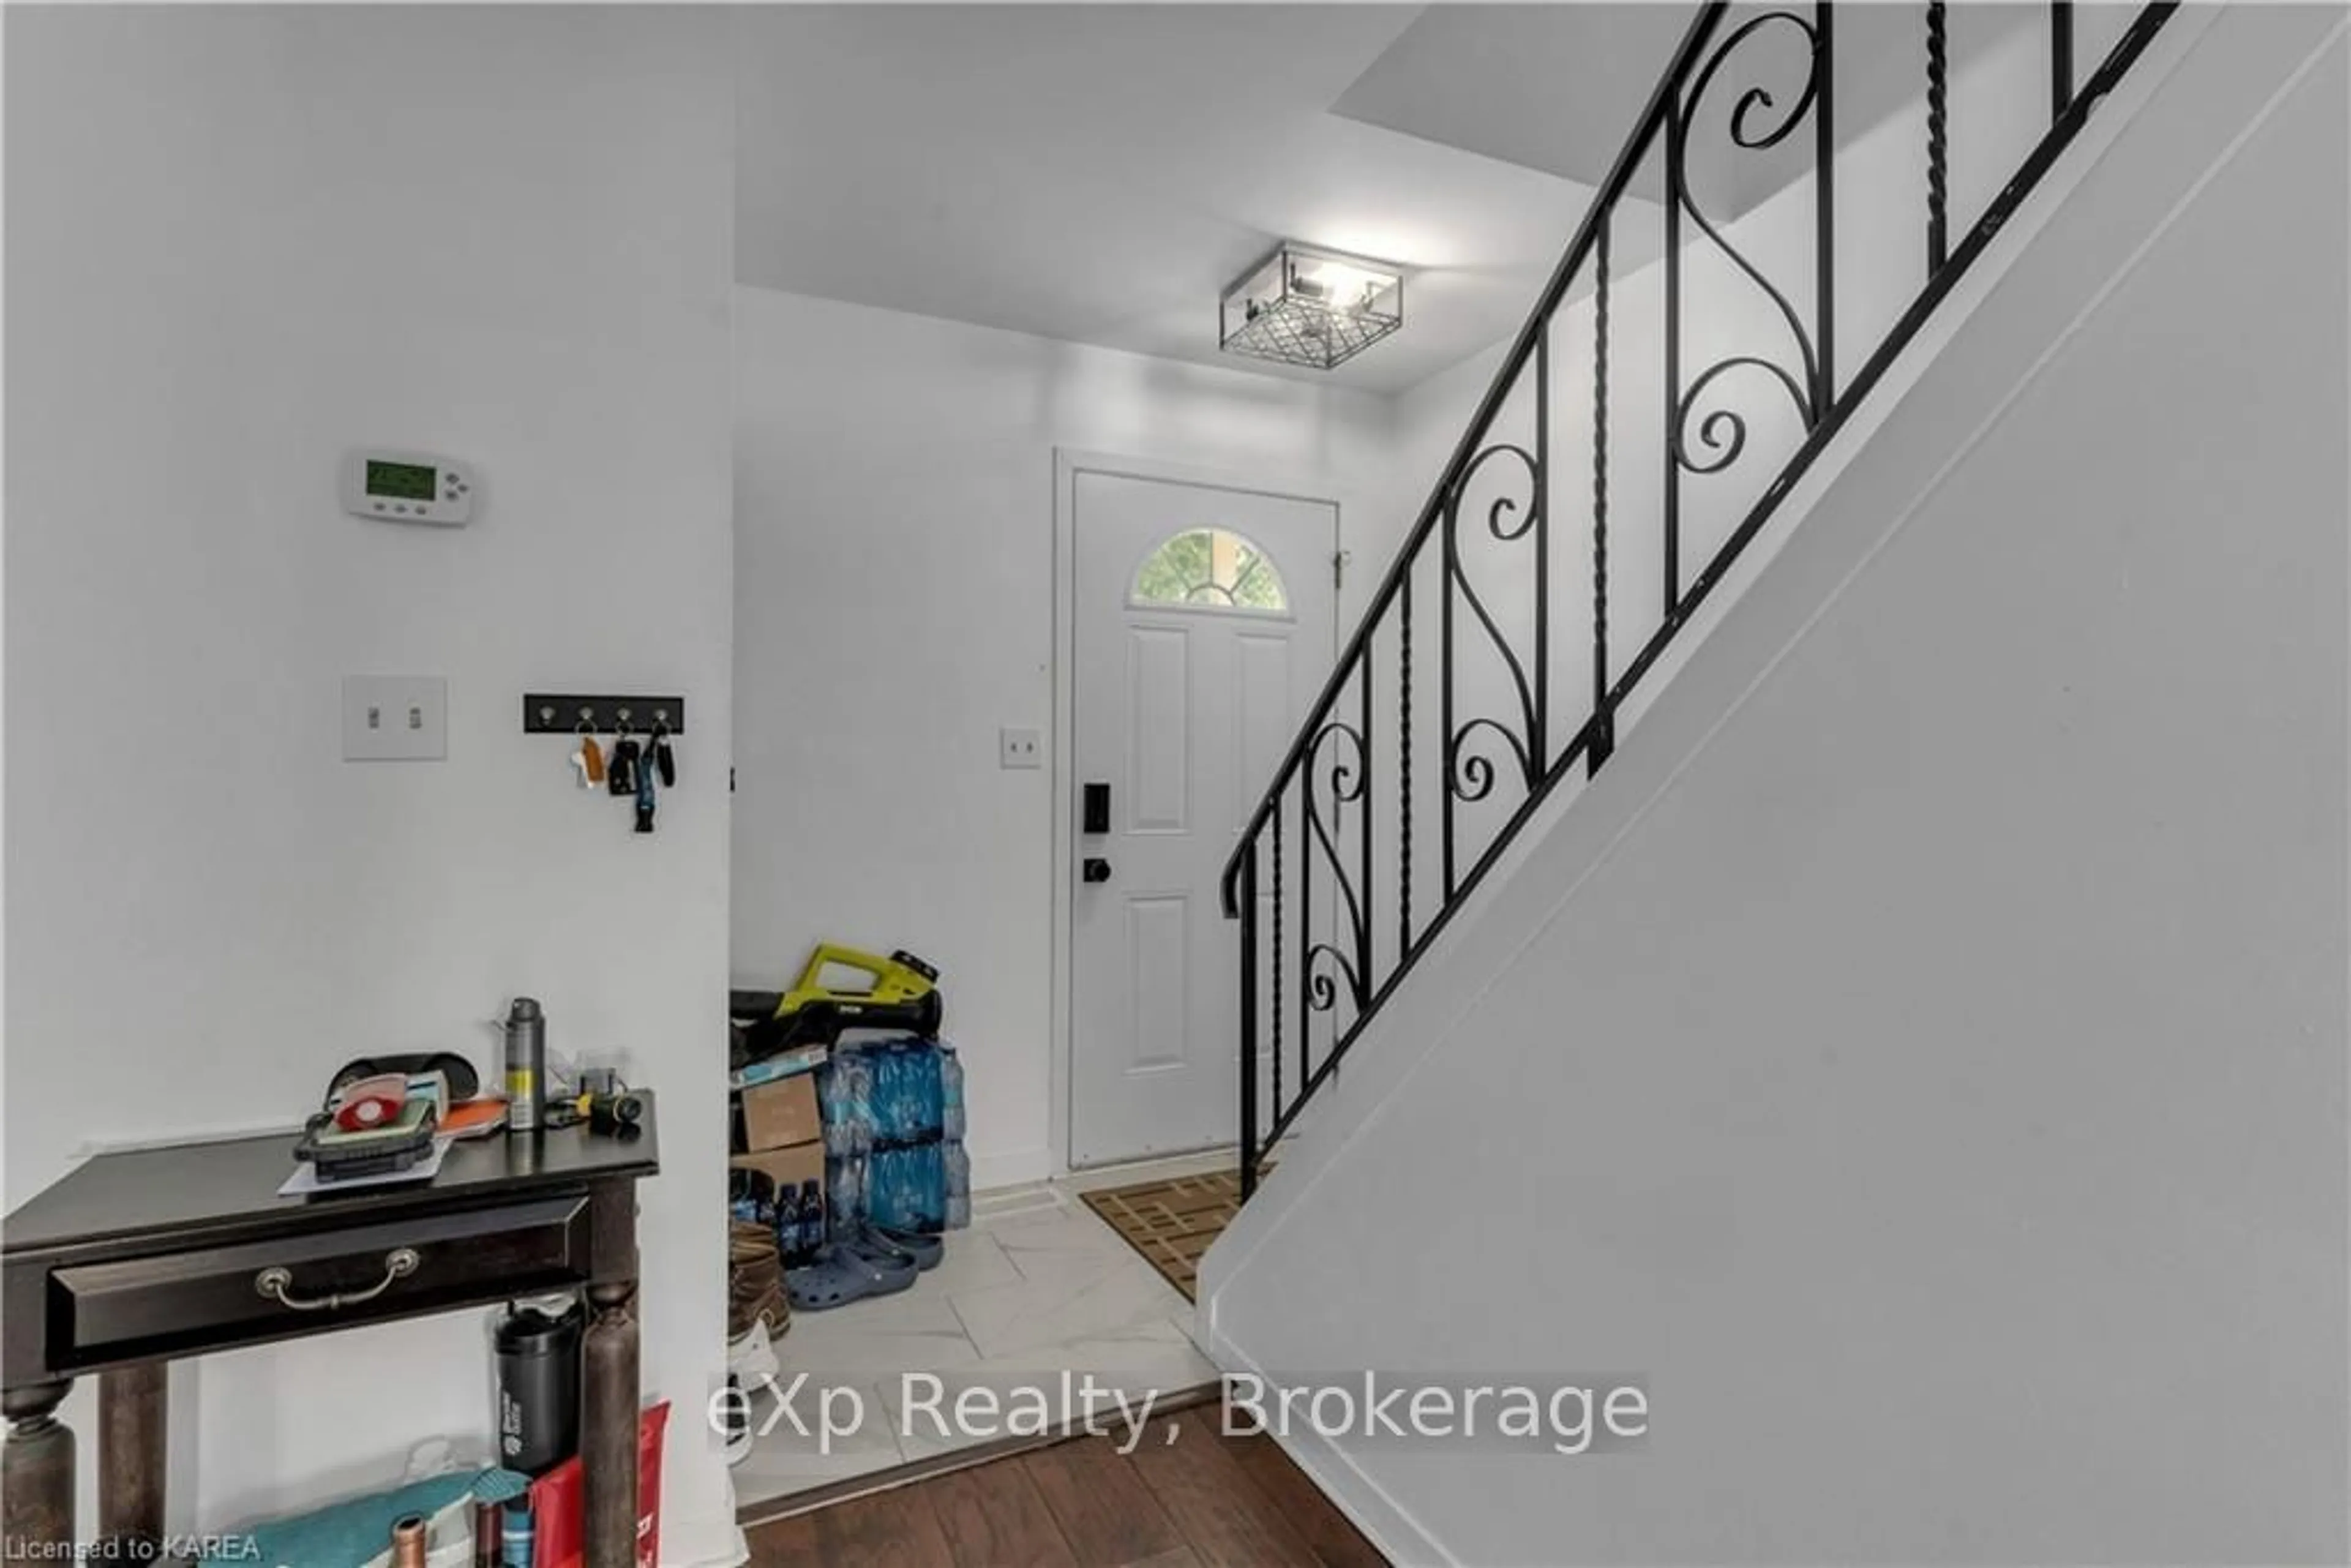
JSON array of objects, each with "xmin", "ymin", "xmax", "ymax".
[
  {"xmin": 343, "ymin": 676, "xmax": 447, "ymax": 761},
  {"xmin": 999, "ymin": 727, "xmax": 1043, "ymax": 770}
]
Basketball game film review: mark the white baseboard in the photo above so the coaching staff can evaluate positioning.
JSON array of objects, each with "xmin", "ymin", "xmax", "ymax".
[
  {"xmin": 1054, "ymin": 1146, "xmax": 1237, "ymax": 1193},
  {"xmin": 665, "ymin": 1523, "xmax": 749, "ymax": 1568},
  {"xmin": 656, "ymin": 1496, "xmax": 749, "ymax": 1568},
  {"xmin": 969, "ymin": 1144, "xmax": 1052, "ymax": 1192},
  {"xmin": 1202, "ymin": 1335, "xmax": 1452, "ymax": 1567}
]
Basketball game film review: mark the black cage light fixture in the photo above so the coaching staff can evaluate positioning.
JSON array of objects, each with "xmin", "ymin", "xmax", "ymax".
[{"xmin": 1220, "ymin": 242, "xmax": 1404, "ymax": 371}]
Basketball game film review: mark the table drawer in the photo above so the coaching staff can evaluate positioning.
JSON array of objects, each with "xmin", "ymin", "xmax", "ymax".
[{"xmin": 48, "ymin": 1197, "xmax": 591, "ymax": 1366}]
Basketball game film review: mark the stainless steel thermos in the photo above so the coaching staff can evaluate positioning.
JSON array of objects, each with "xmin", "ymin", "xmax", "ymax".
[{"xmin": 503, "ymin": 997, "xmax": 546, "ymax": 1135}]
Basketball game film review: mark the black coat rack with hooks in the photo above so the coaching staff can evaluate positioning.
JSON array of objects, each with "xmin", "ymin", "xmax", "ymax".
[{"xmin": 523, "ymin": 695, "xmax": 685, "ymax": 736}]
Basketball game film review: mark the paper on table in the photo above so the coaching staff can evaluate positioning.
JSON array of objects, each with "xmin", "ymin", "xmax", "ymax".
[
  {"xmin": 438, "ymin": 1097, "xmax": 509, "ymax": 1139},
  {"xmin": 277, "ymin": 1136, "xmax": 450, "ymax": 1197}
]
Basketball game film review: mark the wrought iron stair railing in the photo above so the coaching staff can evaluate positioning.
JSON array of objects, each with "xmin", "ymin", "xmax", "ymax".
[{"xmin": 1221, "ymin": 0, "xmax": 2178, "ymax": 1198}]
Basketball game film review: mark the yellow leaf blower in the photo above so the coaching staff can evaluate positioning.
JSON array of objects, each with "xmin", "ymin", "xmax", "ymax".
[{"xmin": 731, "ymin": 944, "xmax": 943, "ymax": 1064}]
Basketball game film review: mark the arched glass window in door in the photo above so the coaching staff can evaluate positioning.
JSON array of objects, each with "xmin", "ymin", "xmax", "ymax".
[{"xmin": 1130, "ymin": 527, "xmax": 1291, "ymax": 614}]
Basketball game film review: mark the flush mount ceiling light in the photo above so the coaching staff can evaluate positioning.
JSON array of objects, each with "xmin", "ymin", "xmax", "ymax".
[{"xmin": 1220, "ymin": 243, "xmax": 1404, "ymax": 371}]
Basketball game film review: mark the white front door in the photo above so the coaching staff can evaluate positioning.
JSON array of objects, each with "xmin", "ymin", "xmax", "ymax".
[{"xmin": 1070, "ymin": 470, "xmax": 1337, "ymax": 1168}]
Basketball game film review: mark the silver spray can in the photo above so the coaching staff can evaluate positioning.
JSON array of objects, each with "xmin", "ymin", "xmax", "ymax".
[{"xmin": 504, "ymin": 996, "xmax": 546, "ymax": 1135}]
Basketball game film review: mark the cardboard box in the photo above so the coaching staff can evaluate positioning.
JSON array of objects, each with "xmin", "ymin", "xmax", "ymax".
[
  {"xmin": 730, "ymin": 1045, "xmax": 828, "ymax": 1092},
  {"xmin": 738, "ymin": 1073, "xmax": 821, "ymax": 1152},
  {"xmin": 730, "ymin": 1140, "xmax": 825, "ymax": 1194}
]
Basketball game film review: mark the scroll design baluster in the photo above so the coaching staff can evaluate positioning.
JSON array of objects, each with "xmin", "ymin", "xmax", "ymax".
[
  {"xmin": 1442, "ymin": 441, "xmax": 1543, "ymax": 814},
  {"xmin": 1667, "ymin": 10, "xmax": 1828, "ymax": 494},
  {"xmin": 1301, "ymin": 719, "xmax": 1371, "ymax": 1037}
]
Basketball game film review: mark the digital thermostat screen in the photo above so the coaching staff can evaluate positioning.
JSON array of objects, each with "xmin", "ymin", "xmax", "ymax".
[{"xmin": 365, "ymin": 460, "xmax": 438, "ymax": 501}]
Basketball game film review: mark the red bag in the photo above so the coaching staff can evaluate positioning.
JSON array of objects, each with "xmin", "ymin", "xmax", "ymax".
[{"xmin": 530, "ymin": 1400, "xmax": 670, "ymax": 1568}]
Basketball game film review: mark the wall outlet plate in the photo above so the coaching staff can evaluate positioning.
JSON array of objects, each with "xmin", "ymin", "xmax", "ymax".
[
  {"xmin": 344, "ymin": 676, "xmax": 448, "ymax": 761},
  {"xmin": 999, "ymin": 727, "xmax": 1043, "ymax": 770}
]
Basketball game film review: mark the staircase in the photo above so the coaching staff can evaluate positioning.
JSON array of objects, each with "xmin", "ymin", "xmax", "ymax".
[
  {"xmin": 1198, "ymin": 1, "xmax": 2351, "ymax": 1558},
  {"xmin": 1221, "ymin": 0, "xmax": 2178, "ymax": 1196}
]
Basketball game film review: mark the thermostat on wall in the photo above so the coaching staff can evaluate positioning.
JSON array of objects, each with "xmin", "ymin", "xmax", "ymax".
[{"xmin": 341, "ymin": 449, "xmax": 476, "ymax": 526}]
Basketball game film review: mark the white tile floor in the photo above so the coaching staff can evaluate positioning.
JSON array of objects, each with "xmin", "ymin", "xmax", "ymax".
[{"xmin": 730, "ymin": 1176, "xmax": 1220, "ymax": 1507}]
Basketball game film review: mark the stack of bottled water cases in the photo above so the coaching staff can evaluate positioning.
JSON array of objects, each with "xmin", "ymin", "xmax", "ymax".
[{"xmin": 818, "ymin": 1039, "xmax": 969, "ymax": 1235}]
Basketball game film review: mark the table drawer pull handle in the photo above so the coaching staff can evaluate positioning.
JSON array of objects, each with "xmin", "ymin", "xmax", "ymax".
[{"xmin": 254, "ymin": 1248, "xmax": 420, "ymax": 1311}]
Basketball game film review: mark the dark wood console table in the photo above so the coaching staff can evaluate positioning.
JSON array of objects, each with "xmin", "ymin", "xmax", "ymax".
[{"xmin": 2, "ymin": 1097, "xmax": 660, "ymax": 1566}]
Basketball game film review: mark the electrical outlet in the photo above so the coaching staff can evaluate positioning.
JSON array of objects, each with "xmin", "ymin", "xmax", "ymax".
[
  {"xmin": 343, "ymin": 676, "xmax": 448, "ymax": 761},
  {"xmin": 999, "ymin": 727, "xmax": 1043, "ymax": 770}
]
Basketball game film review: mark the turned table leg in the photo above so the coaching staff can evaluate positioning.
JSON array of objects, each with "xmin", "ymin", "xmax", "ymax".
[
  {"xmin": 101, "ymin": 1361, "xmax": 168, "ymax": 1559},
  {"xmin": 583, "ymin": 1178, "xmax": 641, "ymax": 1568},
  {"xmin": 583, "ymin": 1280, "xmax": 640, "ymax": 1568},
  {"xmin": 3, "ymin": 1379, "xmax": 77, "ymax": 1555}
]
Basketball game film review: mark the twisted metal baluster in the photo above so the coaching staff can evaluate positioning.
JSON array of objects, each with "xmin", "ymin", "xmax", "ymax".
[
  {"xmin": 1439, "ymin": 498, "xmax": 1457, "ymax": 899},
  {"xmin": 1928, "ymin": 0, "xmax": 1950, "ymax": 272},
  {"xmin": 1533, "ymin": 325, "xmax": 1550, "ymax": 770},
  {"xmin": 1399, "ymin": 576, "xmax": 1413, "ymax": 952},
  {"xmin": 1591, "ymin": 218, "xmax": 1614, "ymax": 775},
  {"xmin": 1270, "ymin": 809, "xmax": 1283, "ymax": 1120}
]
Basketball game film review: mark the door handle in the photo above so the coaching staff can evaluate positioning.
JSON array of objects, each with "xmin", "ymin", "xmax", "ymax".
[{"xmin": 1082, "ymin": 857, "xmax": 1112, "ymax": 884}]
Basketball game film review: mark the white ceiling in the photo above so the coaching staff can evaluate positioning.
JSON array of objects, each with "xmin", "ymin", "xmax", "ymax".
[
  {"xmin": 732, "ymin": 5, "xmax": 1663, "ymax": 394},
  {"xmin": 1332, "ymin": 6, "xmax": 1698, "ymax": 193},
  {"xmin": 1337, "ymin": 4, "xmax": 2049, "ymax": 213}
]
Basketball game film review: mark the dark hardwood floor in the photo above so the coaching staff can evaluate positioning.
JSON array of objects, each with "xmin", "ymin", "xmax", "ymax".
[{"xmin": 746, "ymin": 1416, "xmax": 1387, "ymax": 1567}]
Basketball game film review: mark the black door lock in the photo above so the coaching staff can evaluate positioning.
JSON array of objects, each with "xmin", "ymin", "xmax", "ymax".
[
  {"xmin": 1082, "ymin": 782, "xmax": 1111, "ymax": 835},
  {"xmin": 1082, "ymin": 857, "xmax": 1112, "ymax": 883}
]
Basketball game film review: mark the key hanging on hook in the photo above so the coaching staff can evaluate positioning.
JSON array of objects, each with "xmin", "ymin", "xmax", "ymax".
[
  {"xmin": 607, "ymin": 719, "xmax": 641, "ymax": 798},
  {"xmin": 572, "ymin": 715, "xmax": 607, "ymax": 788},
  {"xmin": 635, "ymin": 740, "xmax": 659, "ymax": 834},
  {"xmin": 651, "ymin": 717, "xmax": 677, "ymax": 789}
]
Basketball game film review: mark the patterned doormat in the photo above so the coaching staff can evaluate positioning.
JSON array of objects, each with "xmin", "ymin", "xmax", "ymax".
[{"xmin": 1080, "ymin": 1169, "xmax": 1251, "ymax": 1300}]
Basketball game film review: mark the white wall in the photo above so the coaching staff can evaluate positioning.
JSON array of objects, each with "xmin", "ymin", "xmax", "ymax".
[
  {"xmin": 731, "ymin": 287, "xmax": 1397, "ymax": 1183},
  {"xmin": 1202, "ymin": 7, "xmax": 2349, "ymax": 1562},
  {"xmin": 4, "ymin": 9, "xmax": 739, "ymax": 1560}
]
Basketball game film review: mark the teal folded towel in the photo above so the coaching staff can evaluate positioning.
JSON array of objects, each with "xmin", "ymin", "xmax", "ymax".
[{"xmin": 202, "ymin": 1467, "xmax": 531, "ymax": 1568}]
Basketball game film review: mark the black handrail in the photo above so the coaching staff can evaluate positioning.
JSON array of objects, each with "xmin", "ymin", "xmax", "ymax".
[{"xmin": 1227, "ymin": 1, "xmax": 2178, "ymax": 1198}]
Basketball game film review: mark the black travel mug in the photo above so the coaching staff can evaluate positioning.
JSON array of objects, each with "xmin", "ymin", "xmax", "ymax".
[{"xmin": 493, "ymin": 1297, "xmax": 582, "ymax": 1475}]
